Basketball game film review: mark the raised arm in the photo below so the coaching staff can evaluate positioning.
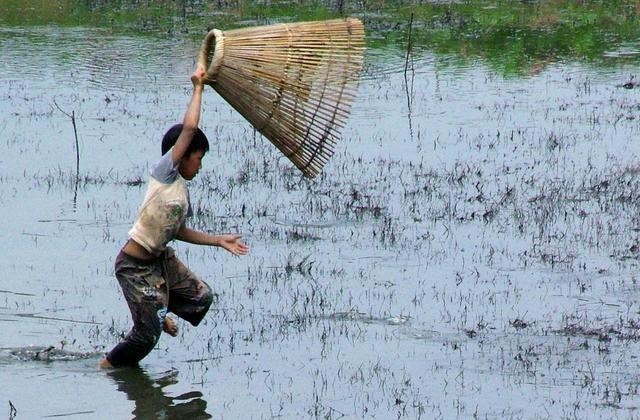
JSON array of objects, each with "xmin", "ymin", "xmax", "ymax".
[{"xmin": 171, "ymin": 67, "xmax": 206, "ymax": 165}]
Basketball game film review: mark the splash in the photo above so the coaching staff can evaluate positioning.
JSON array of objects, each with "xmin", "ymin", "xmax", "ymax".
[{"xmin": 0, "ymin": 346, "xmax": 101, "ymax": 362}]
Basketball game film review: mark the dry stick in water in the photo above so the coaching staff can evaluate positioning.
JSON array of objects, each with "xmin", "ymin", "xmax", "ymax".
[
  {"xmin": 404, "ymin": 13, "xmax": 415, "ymax": 138},
  {"xmin": 404, "ymin": 12, "xmax": 414, "ymax": 77},
  {"xmin": 53, "ymin": 98, "xmax": 81, "ymax": 202}
]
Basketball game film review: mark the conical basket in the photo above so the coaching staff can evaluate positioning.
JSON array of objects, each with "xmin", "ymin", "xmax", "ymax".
[{"xmin": 198, "ymin": 18, "xmax": 365, "ymax": 177}]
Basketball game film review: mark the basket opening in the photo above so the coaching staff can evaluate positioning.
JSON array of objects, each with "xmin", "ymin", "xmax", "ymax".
[{"xmin": 198, "ymin": 29, "xmax": 224, "ymax": 84}]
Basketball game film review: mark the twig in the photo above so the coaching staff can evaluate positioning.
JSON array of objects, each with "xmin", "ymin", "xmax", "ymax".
[
  {"xmin": 182, "ymin": 351, "xmax": 251, "ymax": 363},
  {"xmin": 53, "ymin": 98, "xmax": 80, "ymax": 204},
  {"xmin": 404, "ymin": 12, "xmax": 414, "ymax": 76},
  {"xmin": 53, "ymin": 98, "xmax": 80, "ymax": 178},
  {"xmin": 403, "ymin": 12, "xmax": 415, "ymax": 139}
]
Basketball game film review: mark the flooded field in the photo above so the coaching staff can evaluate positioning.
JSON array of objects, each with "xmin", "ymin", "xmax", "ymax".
[{"xmin": 2, "ymin": 1, "xmax": 640, "ymax": 419}]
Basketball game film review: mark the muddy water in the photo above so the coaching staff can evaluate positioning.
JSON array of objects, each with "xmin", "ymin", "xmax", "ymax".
[{"xmin": 2, "ymin": 13, "xmax": 640, "ymax": 420}]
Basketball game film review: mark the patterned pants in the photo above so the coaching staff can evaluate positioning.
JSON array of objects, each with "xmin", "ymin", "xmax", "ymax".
[{"xmin": 106, "ymin": 247, "xmax": 213, "ymax": 366}]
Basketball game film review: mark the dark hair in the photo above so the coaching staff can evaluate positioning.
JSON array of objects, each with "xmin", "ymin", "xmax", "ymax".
[{"xmin": 161, "ymin": 123, "xmax": 210, "ymax": 156}]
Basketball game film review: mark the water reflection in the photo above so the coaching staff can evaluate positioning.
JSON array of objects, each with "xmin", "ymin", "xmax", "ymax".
[{"xmin": 107, "ymin": 367, "xmax": 212, "ymax": 420}]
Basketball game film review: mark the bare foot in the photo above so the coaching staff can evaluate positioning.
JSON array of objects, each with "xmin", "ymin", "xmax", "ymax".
[
  {"xmin": 163, "ymin": 314, "xmax": 178, "ymax": 337},
  {"xmin": 99, "ymin": 357, "xmax": 114, "ymax": 369}
]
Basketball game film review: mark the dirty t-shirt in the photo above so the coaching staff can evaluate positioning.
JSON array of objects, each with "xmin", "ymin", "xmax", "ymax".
[{"xmin": 128, "ymin": 150, "xmax": 192, "ymax": 256}]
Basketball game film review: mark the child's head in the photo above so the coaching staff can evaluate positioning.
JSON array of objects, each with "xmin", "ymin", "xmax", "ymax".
[
  {"xmin": 161, "ymin": 123, "xmax": 210, "ymax": 157},
  {"xmin": 162, "ymin": 124, "xmax": 210, "ymax": 180}
]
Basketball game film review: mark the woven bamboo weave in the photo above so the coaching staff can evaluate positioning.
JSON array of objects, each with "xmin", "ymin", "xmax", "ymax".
[{"xmin": 198, "ymin": 18, "xmax": 365, "ymax": 177}]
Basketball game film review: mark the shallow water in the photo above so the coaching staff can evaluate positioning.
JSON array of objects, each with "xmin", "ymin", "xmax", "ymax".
[{"xmin": 3, "ymin": 3, "xmax": 640, "ymax": 419}]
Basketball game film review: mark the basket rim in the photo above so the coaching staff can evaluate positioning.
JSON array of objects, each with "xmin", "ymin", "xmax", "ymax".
[{"xmin": 198, "ymin": 28, "xmax": 225, "ymax": 83}]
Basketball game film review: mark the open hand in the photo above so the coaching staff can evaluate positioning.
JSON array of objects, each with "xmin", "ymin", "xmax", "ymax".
[{"xmin": 218, "ymin": 234, "xmax": 249, "ymax": 256}]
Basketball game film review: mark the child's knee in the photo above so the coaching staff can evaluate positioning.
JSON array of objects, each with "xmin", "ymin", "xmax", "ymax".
[
  {"xmin": 198, "ymin": 283, "xmax": 214, "ymax": 309},
  {"xmin": 200, "ymin": 286, "xmax": 213, "ymax": 312},
  {"xmin": 184, "ymin": 283, "xmax": 214, "ymax": 327}
]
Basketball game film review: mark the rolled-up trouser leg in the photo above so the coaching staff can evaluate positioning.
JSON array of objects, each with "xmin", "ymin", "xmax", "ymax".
[{"xmin": 106, "ymin": 251, "xmax": 168, "ymax": 367}]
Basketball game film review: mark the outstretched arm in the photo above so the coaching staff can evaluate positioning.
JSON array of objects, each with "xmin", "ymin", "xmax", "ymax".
[
  {"xmin": 171, "ymin": 67, "xmax": 206, "ymax": 165},
  {"xmin": 176, "ymin": 225, "xmax": 250, "ymax": 256}
]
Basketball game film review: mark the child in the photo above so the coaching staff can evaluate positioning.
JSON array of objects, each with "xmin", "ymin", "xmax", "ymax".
[{"xmin": 100, "ymin": 66, "xmax": 249, "ymax": 368}]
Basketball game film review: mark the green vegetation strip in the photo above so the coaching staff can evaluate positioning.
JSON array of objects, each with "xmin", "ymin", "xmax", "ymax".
[{"xmin": 2, "ymin": 0, "xmax": 640, "ymax": 75}]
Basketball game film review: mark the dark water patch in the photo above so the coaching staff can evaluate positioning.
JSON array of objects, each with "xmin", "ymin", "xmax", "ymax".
[
  {"xmin": 554, "ymin": 321, "xmax": 640, "ymax": 342},
  {"xmin": 286, "ymin": 230, "xmax": 321, "ymax": 242}
]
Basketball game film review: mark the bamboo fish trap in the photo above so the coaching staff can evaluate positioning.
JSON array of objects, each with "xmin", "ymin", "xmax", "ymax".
[{"xmin": 198, "ymin": 18, "xmax": 365, "ymax": 177}]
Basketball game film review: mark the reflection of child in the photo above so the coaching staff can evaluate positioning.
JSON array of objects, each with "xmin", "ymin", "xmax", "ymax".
[
  {"xmin": 108, "ymin": 367, "xmax": 212, "ymax": 418},
  {"xmin": 100, "ymin": 67, "xmax": 249, "ymax": 368}
]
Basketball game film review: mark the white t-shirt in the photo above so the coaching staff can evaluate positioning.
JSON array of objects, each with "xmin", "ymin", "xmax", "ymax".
[{"xmin": 128, "ymin": 150, "xmax": 192, "ymax": 256}]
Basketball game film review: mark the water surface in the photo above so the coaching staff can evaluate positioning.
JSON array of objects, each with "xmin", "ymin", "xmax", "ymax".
[{"xmin": 2, "ymin": 2, "xmax": 640, "ymax": 419}]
